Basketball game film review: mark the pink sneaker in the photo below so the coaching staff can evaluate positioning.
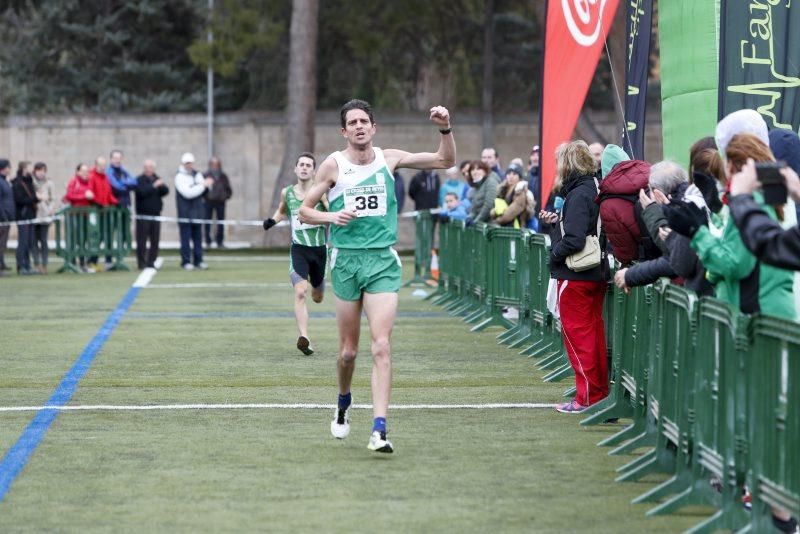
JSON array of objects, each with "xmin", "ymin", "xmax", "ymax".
[{"xmin": 555, "ymin": 400, "xmax": 588, "ymax": 414}]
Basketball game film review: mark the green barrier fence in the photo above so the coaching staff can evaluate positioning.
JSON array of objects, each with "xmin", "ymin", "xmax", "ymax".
[
  {"xmin": 54, "ymin": 206, "xmax": 132, "ymax": 273},
  {"xmin": 424, "ymin": 220, "xmax": 799, "ymax": 532},
  {"xmin": 404, "ymin": 210, "xmax": 435, "ymax": 286}
]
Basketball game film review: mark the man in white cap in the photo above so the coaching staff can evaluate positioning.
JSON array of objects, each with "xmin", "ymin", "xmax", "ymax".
[{"xmin": 175, "ymin": 152, "xmax": 213, "ymax": 270}]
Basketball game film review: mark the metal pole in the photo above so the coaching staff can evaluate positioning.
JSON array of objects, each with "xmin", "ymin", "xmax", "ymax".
[{"xmin": 207, "ymin": 0, "xmax": 214, "ymax": 160}]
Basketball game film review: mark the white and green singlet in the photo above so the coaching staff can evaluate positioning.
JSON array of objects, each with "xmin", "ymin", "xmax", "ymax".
[
  {"xmin": 284, "ymin": 185, "xmax": 327, "ymax": 247},
  {"xmin": 328, "ymin": 147, "xmax": 398, "ymax": 249}
]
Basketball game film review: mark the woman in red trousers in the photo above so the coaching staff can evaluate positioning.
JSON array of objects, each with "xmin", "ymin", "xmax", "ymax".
[{"xmin": 541, "ymin": 141, "xmax": 610, "ymax": 413}]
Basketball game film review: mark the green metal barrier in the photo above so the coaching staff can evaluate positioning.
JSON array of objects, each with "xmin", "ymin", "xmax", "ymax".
[
  {"xmin": 631, "ymin": 282, "xmax": 698, "ymax": 510},
  {"xmin": 54, "ymin": 206, "xmax": 132, "ymax": 273},
  {"xmin": 404, "ymin": 210, "xmax": 435, "ymax": 286},
  {"xmin": 425, "ymin": 217, "xmax": 800, "ymax": 531},
  {"xmin": 747, "ymin": 315, "xmax": 800, "ymax": 533}
]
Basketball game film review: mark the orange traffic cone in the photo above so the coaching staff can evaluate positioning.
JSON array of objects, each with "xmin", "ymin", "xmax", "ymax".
[{"xmin": 430, "ymin": 248, "xmax": 439, "ymax": 281}]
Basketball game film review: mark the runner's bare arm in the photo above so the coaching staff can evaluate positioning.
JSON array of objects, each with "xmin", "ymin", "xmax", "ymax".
[
  {"xmin": 270, "ymin": 190, "xmax": 288, "ymax": 222},
  {"xmin": 384, "ymin": 106, "xmax": 455, "ymax": 172},
  {"xmin": 299, "ymin": 157, "xmax": 356, "ymax": 227}
]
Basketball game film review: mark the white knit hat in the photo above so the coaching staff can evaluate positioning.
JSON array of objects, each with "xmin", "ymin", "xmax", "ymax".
[
  {"xmin": 180, "ymin": 152, "xmax": 195, "ymax": 164},
  {"xmin": 715, "ymin": 109, "xmax": 769, "ymax": 155}
]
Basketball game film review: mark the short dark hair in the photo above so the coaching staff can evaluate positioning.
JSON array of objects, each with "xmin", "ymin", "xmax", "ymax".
[
  {"xmin": 296, "ymin": 152, "xmax": 316, "ymax": 168},
  {"xmin": 444, "ymin": 192, "xmax": 459, "ymax": 200},
  {"xmin": 0, "ymin": 158, "xmax": 9, "ymax": 172},
  {"xmin": 33, "ymin": 162, "xmax": 47, "ymax": 172},
  {"xmin": 340, "ymin": 99, "xmax": 374, "ymax": 128},
  {"xmin": 483, "ymin": 147, "xmax": 499, "ymax": 158},
  {"xmin": 458, "ymin": 160, "xmax": 471, "ymax": 171}
]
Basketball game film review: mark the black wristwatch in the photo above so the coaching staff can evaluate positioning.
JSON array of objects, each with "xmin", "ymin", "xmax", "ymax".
[{"xmin": 439, "ymin": 127, "xmax": 452, "ymax": 135}]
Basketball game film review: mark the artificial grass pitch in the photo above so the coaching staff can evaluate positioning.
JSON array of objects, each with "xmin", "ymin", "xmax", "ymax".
[{"xmin": 0, "ymin": 252, "xmax": 707, "ymax": 532}]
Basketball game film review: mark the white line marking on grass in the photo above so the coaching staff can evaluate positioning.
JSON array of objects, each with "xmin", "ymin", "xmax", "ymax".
[
  {"xmin": 145, "ymin": 283, "xmax": 286, "ymax": 289},
  {"xmin": 133, "ymin": 267, "xmax": 157, "ymax": 288},
  {"xmin": 0, "ymin": 403, "xmax": 556, "ymax": 412}
]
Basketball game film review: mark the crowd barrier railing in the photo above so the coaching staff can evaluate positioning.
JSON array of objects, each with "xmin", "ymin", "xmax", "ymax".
[
  {"xmin": 53, "ymin": 206, "xmax": 132, "ymax": 272},
  {"xmin": 423, "ymin": 219, "xmax": 799, "ymax": 532}
]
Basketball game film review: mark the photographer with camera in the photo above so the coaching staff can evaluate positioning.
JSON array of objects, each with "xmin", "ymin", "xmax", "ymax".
[{"xmin": 729, "ymin": 136, "xmax": 800, "ymax": 271}]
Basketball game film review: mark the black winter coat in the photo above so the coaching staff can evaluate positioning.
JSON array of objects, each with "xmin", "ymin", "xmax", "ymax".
[
  {"xmin": 12, "ymin": 174, "xmax": 37, "ymax": 220},
  {"xmin": 549, "ymin": 174, "xmax": 610, "ymax": 281},
  {"xmin": 135, "ymin": 174, "xmax": 170, "ymax": 215},
  {"xmin": 730, "ymin": 193, "xmax": 800, "ymax": 271},
  {"xmin": 0, "ymin": 176, "xmax": 14, "ymax": 222}
]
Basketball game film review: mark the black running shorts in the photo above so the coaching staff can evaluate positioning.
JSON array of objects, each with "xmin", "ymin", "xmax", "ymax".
[{"xmin": 289, "ymin": 244, "xmax": 327, "ymax": 288}]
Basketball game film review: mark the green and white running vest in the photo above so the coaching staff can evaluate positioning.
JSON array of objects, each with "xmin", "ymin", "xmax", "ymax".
[
  {"xmin": 284, "ymin": 185, "xmax": 327, "ymax": 247},
  {"xmin": 328, "ymin": 147, "xmax": 397, "ymax": 249}
]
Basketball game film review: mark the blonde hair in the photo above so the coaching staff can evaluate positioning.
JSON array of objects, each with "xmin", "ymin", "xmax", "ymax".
[{"xmin": 556, "ymin": 140, "xmax": 597, "ymax": 183}]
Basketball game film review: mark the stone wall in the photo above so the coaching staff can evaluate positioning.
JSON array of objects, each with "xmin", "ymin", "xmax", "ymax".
[{"xmin": 0, "ymin": 110, "xmax": 663, "ymax": 249}]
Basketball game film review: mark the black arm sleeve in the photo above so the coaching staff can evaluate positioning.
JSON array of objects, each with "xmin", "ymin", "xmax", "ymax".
[
  {"xmin": 730, "ymin": 194, "xmax": 800, "ymax": 271},
  {"xmin": 624, "ymin": 256, "xmax": 677, "ymax": 287}
]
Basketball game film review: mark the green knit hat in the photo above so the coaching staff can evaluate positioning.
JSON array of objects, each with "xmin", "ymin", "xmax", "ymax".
[{"xmin": 601, "ymin": 144, "xmax": 630, "ymax": 177}]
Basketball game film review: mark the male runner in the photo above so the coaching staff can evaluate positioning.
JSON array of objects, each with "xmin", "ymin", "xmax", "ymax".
[
  {"xmin": 264, "ymin": 152, "xmax": 328, "ymax": 356},
  {"xmin": 299, "ymin": 99, "xmax": 455, "ymax": 453}
]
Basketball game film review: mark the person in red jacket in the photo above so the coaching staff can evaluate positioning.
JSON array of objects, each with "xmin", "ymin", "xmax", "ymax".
[
  {"xmin": 65, "ymin": 163, "xmax": 94, "ymax": 206},
  {"xmin": 88, "ymin": 157, "xmax": 118, "ymax": 207},
  {"xmin": 596, "ymin": 144, "xmax": 656, "ymax": 266},
  {"xmin": 64, "ymin": 163, "xmax": 96, "ymax": 272},
  {"xmin": 87, "ymin": 156, "xmax": 119, "ymax": 269}
]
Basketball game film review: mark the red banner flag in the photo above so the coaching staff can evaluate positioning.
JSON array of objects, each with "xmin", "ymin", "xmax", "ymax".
[{"xmin": 540, "ymin": 0, "xmax": 621, "ymax": 205}]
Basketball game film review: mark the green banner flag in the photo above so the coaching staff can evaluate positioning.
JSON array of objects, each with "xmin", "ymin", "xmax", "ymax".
[{"xmin": 659, "ymin": 1, "xmax": 720, "ymax": 167}]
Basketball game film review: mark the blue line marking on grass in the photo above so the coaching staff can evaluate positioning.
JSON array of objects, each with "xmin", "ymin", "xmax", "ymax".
[{"xmin": 0, "ymin": 286, "xmax": 141, "ymax": 502}]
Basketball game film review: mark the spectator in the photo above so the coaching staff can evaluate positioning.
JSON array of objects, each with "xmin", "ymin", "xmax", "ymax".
[
  {"xmin": 393, "ymin": 171, "xmax": 406, "ymax": 213},
  {"xmin": 458, "ymin": 160, "xmax": 474, "ymax": 207},
  {"xmin": 135, "ymin": 159, "xmax": 169, "ymax": 270},
  {"xmin": 439, "ymin": 165, "xmax": 469, "ymax": 209},
  {"xmin": 408, "ymin": 169, "xmax": 440, "ymax": 210},
  {"xmin": 0, "ymin": 159, "xmax": 13, "ymax": 275},
  {"xmin": 88, "ymin": 156, "xmax": 118, "ymax": 270},
  {"xmin": 203, "ymin": 156, "xmax": 233, "ymax": 248},
  {"xmin": 32, "ymin": 162, "xmax": 55, "ymax": 274},
  {"xmin": 768, "ymin": 128, "xmax": 800, "ymax": 222},
  {"xmin": 64, "ymin": 163, "xmax": 95, "ymax": 273},
  {"xmin": 541, "ymin": 141, "xmax": 609, "ymax": 414},
  {"xmin": 466, "ymin": 160, "xmax": 500, "ymax": 224},
  {"xmin": 441, "ymin": 192, "xmax": 469, "ymax": 221},
  {"xmin": 730, "ymin": 160, "xmax": 800, "ymax": 270},
  {"xmin": 688, "ymin": 136, "xmax": 726, "ymax": 214},
  {"xmin": 481, "ymin": 147, "xmax": 503, "ymax": 177},
  {"xmin": 597, "ymin": 144, "xmax": 656, "ymax": 265},
  {"xmin": 615, "ymin": 161, "xmax": 714, "ymax": 297},
  {"xmin": 65, "ymin": 163, "xmax": 94, "ymax": 207},
  {"xmin": 528, "ymin": 145, "xmax": 541, "ymax": 201},
  {"xmin": 588, "ymin": 142, "xmax": 605, "ymax": 168},
  {"xmin": 665, "ymin": 133, "xmax": 795, "ymax": 319},
  {"xmin": 175, "ymin": 152, "xmax": 212, "ymax": 270},
  {"xmin": 491, "ymin": 163, "xmax": 535, "ymax": 229},
  {"xmin": 714, "ymin": 109, "xmax": 769, "ymax": 156},
  {"xmin": 106, "ymin": 149, "xmax": 138, "ymax": 208},
  {"xmin": 12, "ymin": 161, "xmax": 38, "ymax": 275}
]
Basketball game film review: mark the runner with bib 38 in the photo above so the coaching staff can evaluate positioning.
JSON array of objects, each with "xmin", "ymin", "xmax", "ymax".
[{"xmin": 299, "ymin": 99, "xmax": 456, "ymax": 453}]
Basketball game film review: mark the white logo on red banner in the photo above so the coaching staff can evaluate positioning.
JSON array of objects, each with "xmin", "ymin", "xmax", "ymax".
[{"xmin": 562, "ymin": 0, "xmax": 608, "ymax": 47}]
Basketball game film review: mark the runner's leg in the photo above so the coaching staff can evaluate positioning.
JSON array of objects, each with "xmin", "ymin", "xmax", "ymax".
[
  {"xmin": 293, "ymin": 279, "xmax": 309, "ymax": 338},
  {"xmin": 336, "ymin": 296, "xmax": 362, "ymax": 395},
  {"xmin": 362, "ymin": 292, "xmax": 398, "ymax": 420}
]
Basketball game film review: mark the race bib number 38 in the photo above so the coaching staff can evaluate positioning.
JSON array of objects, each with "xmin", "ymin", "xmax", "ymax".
[{"xmin": 343, "ymin": 184, "xmax": 388, "ymax": 217}]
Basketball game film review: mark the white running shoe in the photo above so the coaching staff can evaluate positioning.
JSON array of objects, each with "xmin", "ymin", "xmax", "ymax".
[
  {"xmin": 330, "ymin": 406, "xmax": 350, "ymax": 439},
  {"xmin": 367, "ymin": 431, "xmax": 393, "ymax": 453}
]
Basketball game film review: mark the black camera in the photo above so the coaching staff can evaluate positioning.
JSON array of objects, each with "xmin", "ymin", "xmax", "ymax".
[{"xmin": 756, "ymin": 161, "xmax": 788, "ymax": 206}]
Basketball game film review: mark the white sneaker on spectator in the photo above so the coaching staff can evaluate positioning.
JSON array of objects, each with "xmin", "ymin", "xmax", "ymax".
[
  {"xmin": 502, "ymin": 307, "xmax": 519, "ymax": 320},
  {"xmin": 104, "ymin": 261, "xmax": 115, "ymax": 271},
  {"xmin": 196, "ymin": 262, "xmax": 209, "ymax": 270},
  {"xmin": 182, "ymin": 263, "xmax": 195, "ymax": 271}
]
